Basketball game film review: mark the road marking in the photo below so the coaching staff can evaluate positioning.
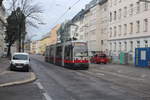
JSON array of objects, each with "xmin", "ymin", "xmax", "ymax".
[
  {"xmin": 141, "ymin": 74, "xmax": 147, "ymax": 78},
  {"xmin": 96, "ymin": 73, "xmax": 105, "ymax": 76},
  {"xmin": 36, "ymin": 82, "xmax": 44, "ymax": 90},
  {"xmin": 35, "ymin": 81, "xmax": 53, "ymax": 100},
  {"xmin": 117, "ymin": 70, "xmax": 122, "ymax": 73},
  {"xmin": 94, "ymin": 70, "xmax": 145, "ymax": 81},
  {"xmin": 43, "ymin": 93, "xmax": 53, "ymax": 100}
]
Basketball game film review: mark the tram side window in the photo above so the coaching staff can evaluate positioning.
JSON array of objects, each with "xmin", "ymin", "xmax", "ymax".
[
  {"xmin": 64, "ymin": 45, "xmax": 73, "ymax": 60},
  {"xmin": 49, "ymin": 48, "xmax": 51, "ymax": 57},
  {"xmin": 45, "ymin": 47, "xmax": 49, "ymax": 56},
  {"xmin": 56, "ymin": 46, "xmax": 62, "ymax": 58},
  {"xmin": 49, "ymin": 48, "xmax": 52, "ymax": 57}
]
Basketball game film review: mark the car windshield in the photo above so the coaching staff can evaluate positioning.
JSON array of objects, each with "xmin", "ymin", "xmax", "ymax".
[
  {"xmin": 13, "ymin": 54, "xmax": 28, "ymax": 60},
  {"xmin": 74, "ymin": 46, "xmax": 88, "ymax": 57}
]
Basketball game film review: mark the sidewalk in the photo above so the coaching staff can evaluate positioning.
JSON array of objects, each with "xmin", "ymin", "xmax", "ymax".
[
  {"xmin": 0, "ymin": 58, "xmax": 9, "ymax": 73},
  {"xmin": 90, "ymin": 63, "xmax": 150, "ymax": 82},
  {"xmin": 0, "ymin": 57, "xmax": 36, "ymax": 87}
]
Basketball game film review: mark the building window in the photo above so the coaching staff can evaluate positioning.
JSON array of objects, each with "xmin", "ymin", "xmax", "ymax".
[
  {"xmin": 114, "ymin": 42, "xmax": 116, "ymax": 51},
  {"xmin": 119, "ymin": 42, "xmax": 121, "ymax": 51},
  {"xmin": 144, "ymin": 2, "xmax": 148, "ymax": 11},
  {"xmin": 110, "ymin": 27, "xmax": 112, "ymax": 37},
  {"xmin": 145, "ymin": 40, "xmax": 148, "ymax": 47},
  {"xmin": 118, "ymin": 25, "xmax": 122, "ymax": 36},
  {"xmin": 124, "ymin": 42, "xmax": 127, "ymax": 51},
  {"xmin": 124, "ymin": 24, "xmax": 127, "ymax": 35},
  {"xmin": 136, "ymin": 21, "xmax": 140, "ymax": 33},
  {"xmin": 137, "ymin": 41, "xmax": 140, "ymax": 48},
  {"xmin": 136, "ymin": 2, "xmax": 140, "ymax": 14},
  {"xmin": 110, "ymin": 43, "xmax": 112, "ymax": 51},
  {"xmin": 114, "ymin": 26, "xmax": 117, "ymax": 37},
  {"xmin": 114, "ymin": 11, "xmax": 117, "ymax": 20},
  {"xmin": 130, "ymin": 22, "xmax": 133, "ymax": 34},
  {"xmin": 130, "ymin": 4, "xmax": 133, "ymax": 16},
  {"xmin": 101, "ymin": 40, "xmax": 104, "ymax": 45},
  {"xmin": 118, "ymin": 9, "xmax": 122, "ymax": 19},
  {"xmin": 144, "ymin": 19, "xmax": 148, "ymax": 32},
  {"xmin": 110, "ymin": 12, "xmax": 112, "ymax": 22},
  {"xmin": 130, "ymin": 41, "xmax": 133, "ymax": 52},
  {"xmin": 124, "ymin": 7, "xmax": 127, "ymax": 17}
]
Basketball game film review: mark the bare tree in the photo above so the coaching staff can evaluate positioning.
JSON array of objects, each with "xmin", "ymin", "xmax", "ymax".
[
  {"xmin": 7, "ymin": 0, "xmax": 43, "ymax": 52},
  {"xmin": 0, "ymin": 0, "xmax": 3, "ymax": 6}
]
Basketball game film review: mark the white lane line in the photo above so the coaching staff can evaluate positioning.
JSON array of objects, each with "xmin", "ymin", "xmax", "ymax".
[
  {"xmin": 141, "ymin": 74, "xmax": 147, "ymax": 78},
  {"xmin": 35, "ymin": 82, "xmax": 53, "ymax": 100},
  {"xmin": 96, "ymin": 73, "xmax": 105, "ymax": 76},
  {"xmin": 96, "ymin": 70, "xmax": 145, "ymax": 81},
  {"xmin": 35, "ymin": 82, "xmax": 44, "ymax": 90},
  {"xmin": 43, "ymin": 93, "xmax": 53, "ymax": 100}
]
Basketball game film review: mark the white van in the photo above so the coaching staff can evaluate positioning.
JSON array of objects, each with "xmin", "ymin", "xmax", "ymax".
[{"xmin": 10, "ymin": 53, "xmax": 30, "ymax": 72}]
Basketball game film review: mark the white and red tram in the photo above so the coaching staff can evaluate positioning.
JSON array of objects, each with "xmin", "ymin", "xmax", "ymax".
[{"xmin": 45, "ymin": 41, "xmax": 89, "ymax": 69}]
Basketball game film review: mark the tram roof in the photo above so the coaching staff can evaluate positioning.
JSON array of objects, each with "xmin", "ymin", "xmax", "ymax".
[{"xmin": 47, "ymin": 40, "xmax": 87, "ymax": 47}]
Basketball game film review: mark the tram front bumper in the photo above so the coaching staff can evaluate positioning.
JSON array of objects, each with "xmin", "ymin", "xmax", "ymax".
[{"xmin": 73, "ymin": 63, "xmax": 89, "ymax": 69}]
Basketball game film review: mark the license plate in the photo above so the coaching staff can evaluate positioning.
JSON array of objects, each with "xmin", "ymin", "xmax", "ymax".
[{"xmin": 16, "ymin": 66, "xmax": 23, "ymax": 68}]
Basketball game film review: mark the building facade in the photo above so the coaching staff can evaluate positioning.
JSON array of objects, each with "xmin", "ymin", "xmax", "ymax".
[
  {"xmin": 38, "ymin": 34, "xmax": 50, "ymax": 55},
  {"xmin": 71, "ymin": 10, "xmax": 86, "ymax": 41},
  {"xmin": 49, "ymin": 24, "xmax": 60, "ymax": 45},
  {"xmin": 30, "ymin": 41, "xmax": 36, "ymax": 54},
  {"xmin": 34, "ymin": 24, "xmax": 60, "ymax": 55},
  {"xmin": 108, "ymin": 0, "xmax": 150, "ymax": 64},
  {"xmin": 84, "ymin": 0, "xmax": 108, "ymax": 55},
  {"xmin": 57, "ymin": 20, "xmax": 72, "ymax": 43}
]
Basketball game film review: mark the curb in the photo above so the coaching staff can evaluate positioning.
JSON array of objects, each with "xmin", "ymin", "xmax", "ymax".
[{"xmin": 0, "ymin": 72, "xmax": 37, "ymax": 87}]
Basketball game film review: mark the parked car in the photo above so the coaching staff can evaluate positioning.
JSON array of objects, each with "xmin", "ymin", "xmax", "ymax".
[
  {"xmin": 90, "ymin": 54, "xmax": 109, "ymax": 64},
  {"xmin": 10, "ymin": 53, "xmax": 30, "ymax": 72}
]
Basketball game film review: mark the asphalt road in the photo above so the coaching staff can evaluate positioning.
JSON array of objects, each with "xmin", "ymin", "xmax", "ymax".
[
  {"xmin": 0, "ymin": 83, "xmax": 44, "ymax": 100},
  {"xmin": 30, "ymin": 55, "xmax": 150, "ymax": 100},
  {"xmin": 0, "ymin": 55, "xmax": 150, "ymax": 100}
]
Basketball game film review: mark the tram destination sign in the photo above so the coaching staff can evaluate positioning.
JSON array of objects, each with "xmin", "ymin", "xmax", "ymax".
[{"xmin": 74, "ymin": 42, "xmax": 86, "ymax": 46}]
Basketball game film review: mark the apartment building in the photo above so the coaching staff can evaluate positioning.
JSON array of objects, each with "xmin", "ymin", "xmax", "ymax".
[
  {"xmin": 30, "ymin": 41, "xmax": 37, "ymax": 54},
  {"xmin": 97, "ymin": 0, "xmax": 109, "ymax": 53},
  {"xmin": 57, "ymin": 20, "xmax": 72, "ymax": 43},
  {"xmin": 71, "ymin": 10, "xmax": 86, "ymax": 41},
  {"xmin": 84, "ymin": 0, "xmax": 108, "ymax": 55},
  {"xmin": 49, "ymin": 24, "xmax": 60, "ymax": 45},
  {"xmin": 33, "ymin": 25, "xmax": 60, "ymax": 54},
  {"xmin": 38, "ymin": 34, "xmax": 51, "ymax": 55},
  {"xmin": 24, "ymin": 42, "xmax": 31, "ymax": 53},
  {"xmin": 108, "ymin": 0, "xmax": 150, "ymax": 64}
]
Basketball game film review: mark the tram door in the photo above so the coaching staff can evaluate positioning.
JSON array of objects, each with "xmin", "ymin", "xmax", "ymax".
[
  {"xmin": 56, "ymin": 46, "xmax": 63, "ymax": 66},
  {"xmin": 64, "ymin": 45, "xmax": 73, "ymax": 66},
  {"xmin": 49, "ymin": 47, "xmax": 55, "ymax": 64}
]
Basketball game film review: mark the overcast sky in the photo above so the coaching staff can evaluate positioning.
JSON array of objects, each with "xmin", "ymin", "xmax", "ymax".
[{"xmin": 4, "ymin": 0, "xmax": 92, "ymax": 40}]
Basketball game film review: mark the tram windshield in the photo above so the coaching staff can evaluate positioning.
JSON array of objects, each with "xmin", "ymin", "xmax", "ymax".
[{"xmin": 74, "ymin": 46, "xmax": 88, "ymax": 57}]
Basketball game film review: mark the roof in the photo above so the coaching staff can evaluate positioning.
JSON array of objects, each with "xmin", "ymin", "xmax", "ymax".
[
  {"xmin": 85, "ymin": 0, "xmax": 108, "ymax": 11},
  {"xmin": 40, "ymin": 33, "xmax": 50, "ymax": 40},
  {"xmin": 72, "ymin": 9, "xmax": 86, "ymax": 22}
]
